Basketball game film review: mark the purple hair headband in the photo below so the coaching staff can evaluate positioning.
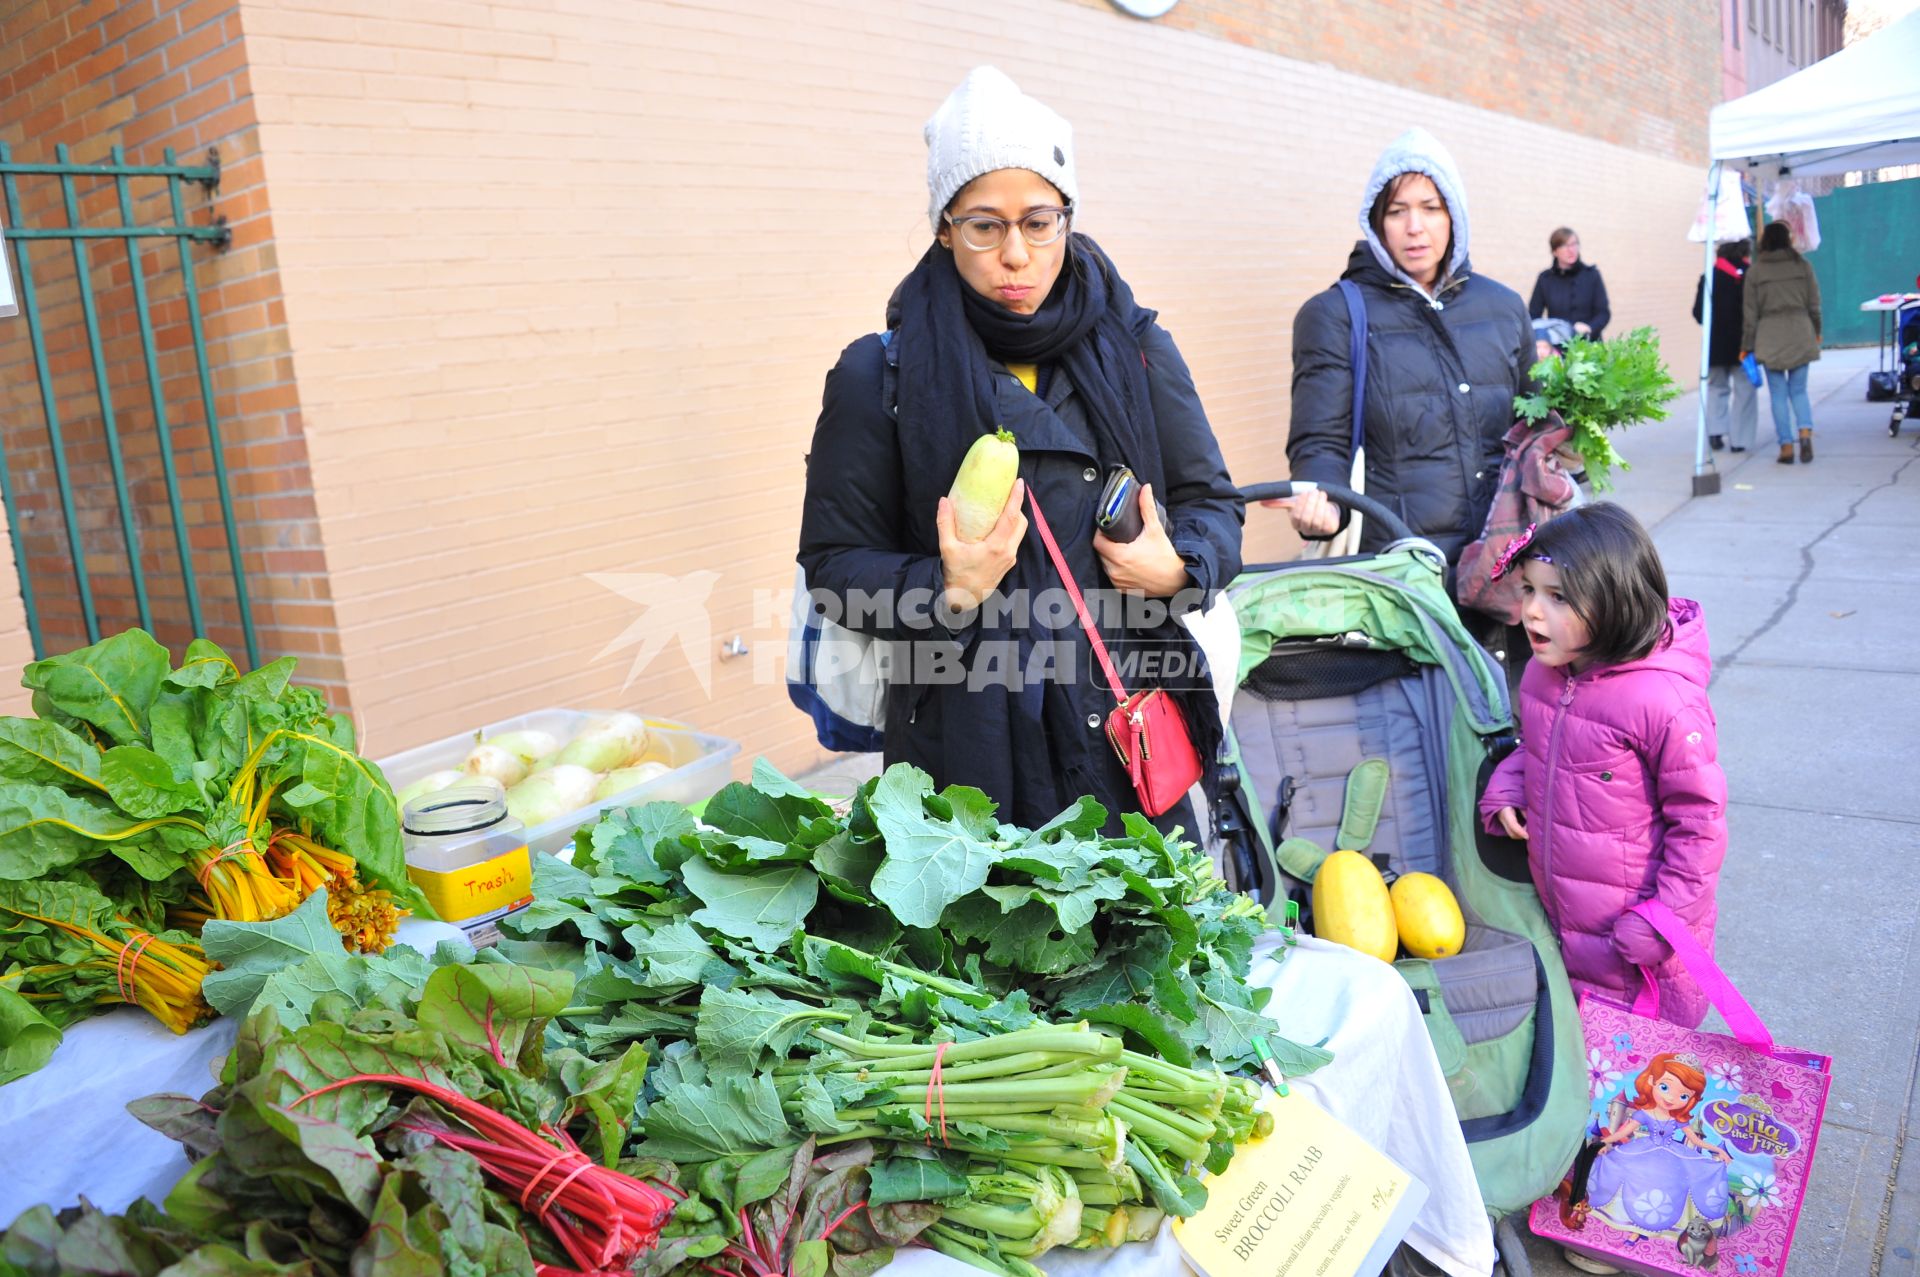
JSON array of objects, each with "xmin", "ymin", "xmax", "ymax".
[{"xmin": 1490, "ymin": 523, "xmax": 1553, "ymax": 581}]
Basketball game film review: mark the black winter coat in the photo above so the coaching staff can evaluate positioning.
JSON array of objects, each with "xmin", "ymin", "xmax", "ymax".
[
  {"xmin": 1287, "ymin": 243, "xmax": 1534, "ymax": 564},
  {"xmin": 1528, "ymin": 260, "xmax": 1611, "ymax": 341},
  {"xmin": 1693, "ymin": 259, "xmax": 1747, "ymax": 368},
  {"xmin": 798, "ymin": 321, "xmax": 1243, "ymax": 832}
]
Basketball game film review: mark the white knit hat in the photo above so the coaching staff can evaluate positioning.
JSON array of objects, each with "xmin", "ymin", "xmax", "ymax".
[{"xmin": 924, "ymin": 66, "xmax": 1077, "ymax": 232}]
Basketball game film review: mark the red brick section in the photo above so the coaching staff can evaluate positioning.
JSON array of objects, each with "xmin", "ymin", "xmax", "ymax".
[
  {"xmin": 1071, "ymin": 0, "xmax": 1724, "ymax": 165},
  {"xmin": 0, "ymin": 0, "xmax": 347, "ymax": 707}
]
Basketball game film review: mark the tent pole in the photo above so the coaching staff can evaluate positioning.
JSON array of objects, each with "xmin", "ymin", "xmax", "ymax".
[{"xmin": 1693, "ymin": 161, "xmax": 1724, "ymax": 497}]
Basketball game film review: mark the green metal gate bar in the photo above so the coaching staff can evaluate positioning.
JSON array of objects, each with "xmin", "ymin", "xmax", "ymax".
[
  {"xmin": 59, "ymin": 142, "xmax": 152, "ymax": 633},
  {"xmin": 0, "ymin": 143, "xmax": 259, "ymax": 666}
]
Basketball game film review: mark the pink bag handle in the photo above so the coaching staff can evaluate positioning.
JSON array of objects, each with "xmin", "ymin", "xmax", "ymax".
[
  {"xmin": 1024, "ymin": 488, "xmax": 1129, "ymax": 706},
  {"xmin": 1628, "ymin": 899, "xmax": 1774, "ymax": 1053}
]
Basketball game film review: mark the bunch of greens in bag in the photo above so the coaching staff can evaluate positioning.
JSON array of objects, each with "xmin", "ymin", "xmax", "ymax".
[{"xmin": 1518, "ymin": 326, "xmax": 1681, "ymax": 489}]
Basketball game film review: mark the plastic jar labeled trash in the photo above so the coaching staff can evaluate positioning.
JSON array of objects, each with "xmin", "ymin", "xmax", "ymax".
[{"xmin": 402, "ymin": 779, "xmax": 533, "ymax": 948}]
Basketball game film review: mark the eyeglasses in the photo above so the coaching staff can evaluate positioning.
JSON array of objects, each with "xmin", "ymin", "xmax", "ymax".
[{"xmin": 943, "ymin": 206, "xmax": 1072, "ymax": 252}]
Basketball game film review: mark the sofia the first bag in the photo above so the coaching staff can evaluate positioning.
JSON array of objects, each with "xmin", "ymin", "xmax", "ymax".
[{"xmin": 1528, "ymin": 901, "xmax": 1831, "ymax": 1276}]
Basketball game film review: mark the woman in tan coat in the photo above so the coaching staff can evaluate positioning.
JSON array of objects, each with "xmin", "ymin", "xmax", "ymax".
[{"xmin": 1743, "ymin": 220, "xmax": 1823, "ymax": 464}]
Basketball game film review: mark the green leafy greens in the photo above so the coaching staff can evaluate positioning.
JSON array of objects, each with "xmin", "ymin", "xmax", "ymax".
[{"xmin": 1517, "ymin": 326, "xmax": 1681, "ymax": 489}]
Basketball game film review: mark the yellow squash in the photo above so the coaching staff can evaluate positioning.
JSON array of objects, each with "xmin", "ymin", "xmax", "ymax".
[
  {"xmin": 1311, "ymin": 850, "xmax": 1398, "ymax": 963},
  {"xmin": 1391, "ymin": 872, "xmax": 1467, "ymax": 960}
]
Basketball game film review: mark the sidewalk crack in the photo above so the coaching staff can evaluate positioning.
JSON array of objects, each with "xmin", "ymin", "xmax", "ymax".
[
  {"xmin": 1711, "ymin": 449, "xmax": 1920, "ymax": 690},
  {"xmin": 1872, "ymin": 964, "xmax": 1920, "ymax": 1275}
]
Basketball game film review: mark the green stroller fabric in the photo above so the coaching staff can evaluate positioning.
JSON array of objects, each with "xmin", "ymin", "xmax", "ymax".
[{"xmin": 1222, "ymin": 544, "xmax": 1586, "ymax": 1223}]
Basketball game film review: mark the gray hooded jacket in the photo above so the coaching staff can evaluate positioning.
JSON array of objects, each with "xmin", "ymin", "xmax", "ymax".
[{"xmin": 1287, "ymin": 128, "xmax": 1535, "ymax": 566}]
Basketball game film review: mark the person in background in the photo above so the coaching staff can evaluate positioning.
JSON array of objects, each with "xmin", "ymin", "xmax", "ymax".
[
  {"xmin": 1530, "ymin": 227, "xmax": 1611, "ymax": 342},
  {"xmin": 1693, "ymin": 239, "xmax": 1758, "ymax": 453},
  {"xmin": 797, "ymin": 67, "xmax": 1243, "ymax": 834},
  {"xmin": 1743, "ymin": 219, "xmax": 1824, "ymax": 465},
  {"xmin": 1284, "ymin": 127, "xmax": 1534, "ymax": 668}
]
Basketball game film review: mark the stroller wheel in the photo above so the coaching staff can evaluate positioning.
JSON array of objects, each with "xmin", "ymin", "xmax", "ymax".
[{"xmin": 1492, "ymin": 1214, "xmax": 1535, "ymax": 1277}]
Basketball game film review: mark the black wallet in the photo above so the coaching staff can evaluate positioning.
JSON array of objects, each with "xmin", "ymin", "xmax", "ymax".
[
  {"xmin": 1096, "ymin": 466, "xmax": 1168, "ymax": 543},
  {"xmin": 1096, "ymin": 467, "xmax": 1145, "ymax": 542}
]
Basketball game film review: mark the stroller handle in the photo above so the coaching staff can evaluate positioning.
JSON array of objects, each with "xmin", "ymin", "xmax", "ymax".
[{"xmin": 1240, "ymin": 480, "xmax": 1419, "ymax": 544}]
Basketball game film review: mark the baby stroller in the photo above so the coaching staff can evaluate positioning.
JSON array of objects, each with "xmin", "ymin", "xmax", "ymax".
[
  {"xmin": 1531, "ymin": 316, "xmax": 1575, "ymax": 365},
  {"xmin": 1213, "ymin": 481, "xmax": 1588, "ymax": 1276},
  {"xmin": 1887, "ymin": 300, "xmax": 1920, "ymax": 438}
]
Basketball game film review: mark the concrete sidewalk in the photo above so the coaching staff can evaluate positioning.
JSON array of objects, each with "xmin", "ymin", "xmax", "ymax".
[{"xmin": 1519, "ymin": 344, "xmax": 1920, "ymax": 1277}]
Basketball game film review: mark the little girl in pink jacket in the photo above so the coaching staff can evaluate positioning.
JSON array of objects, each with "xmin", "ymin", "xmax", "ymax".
[{"xmin": 1479, "ymin": 503, "xmax": 1729, "ymax": 1027}]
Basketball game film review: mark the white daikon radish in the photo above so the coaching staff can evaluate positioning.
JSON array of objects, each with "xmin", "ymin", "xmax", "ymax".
[
  {"xmin": 948, "ymin": 429, "xmax": 1020, "ymax": 542},
  {"xmin": 505, "ymin": 764, "xmax": 601, "ymax": 826},
  {"xmin": 552, "ymin": 712, "xmax": 649, "ymax": 772},
  {"xmin": 593, "ymin": 761, "xmax": 671, "ymax": 801},
  {"xmin": 482, "ymin": 729, "xmax": 561, "ymax": 766},
  {"xmin": 462, "ymin": 743, "xmax": 529, "ymax": 789},
  {"xmin": 394, "ymin": 769, "xmax": 464, "ymax": 809}
]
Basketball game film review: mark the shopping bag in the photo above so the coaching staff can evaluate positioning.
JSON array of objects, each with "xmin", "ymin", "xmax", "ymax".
[
  {"xmin": 1688, "ymin": 168, "xmax": 1751, "ymax": 244},
  {"xmin": 1528, "ymin": 901, "xmax": 1831, "ymax": 1276},
  {"xmin": 1455, "ymin": 412, "xmax": 1581, "ymax": 624}
]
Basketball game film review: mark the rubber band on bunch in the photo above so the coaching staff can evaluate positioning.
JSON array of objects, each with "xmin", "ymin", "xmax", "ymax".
[
  {"xmin": 195, "ymin": 839, "xmax": 257, "ymax": 891},
  {"xmin": 520, "ymin": 1145, "xmax": 576, "ymax": 1216},
  {"xmin": 923, "ymin": 1041, "xmax": 950, "ymax": 1146},
  {"xmin": 115, "ymin": 930, "xmax": 159, "ymax": 1005},
  {"xmin": 536, "ymin": 1156, "xmax": 595, "ymax": 1222}
]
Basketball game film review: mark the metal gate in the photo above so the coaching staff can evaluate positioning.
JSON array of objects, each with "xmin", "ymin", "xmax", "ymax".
[{"xmin": 0, "ymin": 142, "xmax": 258, "ymax": 665}]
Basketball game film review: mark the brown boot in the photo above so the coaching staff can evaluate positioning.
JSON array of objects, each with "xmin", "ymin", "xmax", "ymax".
[
  {"xmin": 1799, "ymin": 428, "xmax": 1814, "ymax": 463},
  {"xmin": 1777, "ymin": 443, "xmax": 1795, "ymax": 464}
]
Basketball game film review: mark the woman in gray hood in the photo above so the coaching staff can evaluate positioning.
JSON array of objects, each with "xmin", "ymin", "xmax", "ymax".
[{"xmin": 1283, "ymin": 129, "xmax": 1535, "ymax": 576}]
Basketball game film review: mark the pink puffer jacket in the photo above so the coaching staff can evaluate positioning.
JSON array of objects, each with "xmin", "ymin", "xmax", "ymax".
[{"xmin": 1480, "ymin": 599, "xmax": 1728, "ymax": 1027}]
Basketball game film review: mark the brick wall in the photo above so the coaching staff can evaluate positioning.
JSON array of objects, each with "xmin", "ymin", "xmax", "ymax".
[
  {"xmin": 0, "ymin": 0, "xmax": 343, "ymax": 709},
  {"xmin": 0, "ymin": 503, "xmax": 35, "ymax": 708},
  {"xmin": 236, "ymin": 0, "xmax": 1709, "ymax": 776},
  {"xmin": 1071, "ymin": 0, "xmax": 1725, "ymax": 164}
]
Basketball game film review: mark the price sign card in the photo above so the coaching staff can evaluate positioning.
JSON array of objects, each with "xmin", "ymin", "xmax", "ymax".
[{"xmin": 1172, "ymin": 1089, "xmax": 1428, "ymax": 1277}]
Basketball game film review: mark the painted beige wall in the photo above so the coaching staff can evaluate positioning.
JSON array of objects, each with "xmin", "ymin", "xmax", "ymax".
[{"xmin": 237, "ymin": 0, "xmax": 1707, "ymax": 773}]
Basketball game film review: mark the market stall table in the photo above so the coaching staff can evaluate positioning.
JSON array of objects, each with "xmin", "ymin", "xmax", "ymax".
[
  {"xmin": 1860, "ymin": 293, "xmax": 1920, "ymax": 350},
  {"xmin": 0, "ymin": 917, "xmax": 464, "ymax": 1224},
  {"xmin": 1, "ymin": 933, "xmax": 1492, "ymax": 1277},
  {"xmin": 886, "ymin": 932, "xmax": 1494, "ymax": 1277},
  {"xmin": 0, "ymin": 1008, "xmax": 239, "ymax": 1221}
]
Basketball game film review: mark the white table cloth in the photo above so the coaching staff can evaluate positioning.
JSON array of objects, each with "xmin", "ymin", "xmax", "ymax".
[{"xmin": 0, "ymin": 934, "xmax": 1493, "ymax": 1276}]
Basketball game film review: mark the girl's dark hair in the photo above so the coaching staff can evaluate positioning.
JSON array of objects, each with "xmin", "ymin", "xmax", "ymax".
[
  {"xmin": 1548, "ymin": 226, "xmax": 1578, "ymax": 251},
  {"xmin": 1367, "ymin": 171, "xmax": 1454, "ymax": 265},
  {"xmin": 1759, "ymin": 220, "xmax": 1798, "ymax": 256},
  {"xmin": 1526, "ymin": 502, "xmax": 1671, "ymax": 666},
  {"xmin": 1717, "ymin": 238, "xmax": 1750, "ymax": 262}
]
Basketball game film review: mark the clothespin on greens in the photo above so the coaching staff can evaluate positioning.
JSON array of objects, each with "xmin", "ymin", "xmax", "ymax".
[
  {"xmin": 1251, "ymin": 1034, "xmax": 1290, "ymax": 1097},
  {"xmin": 1281, "ymin": 899, "xmax": 1301, "ymax": 947}
]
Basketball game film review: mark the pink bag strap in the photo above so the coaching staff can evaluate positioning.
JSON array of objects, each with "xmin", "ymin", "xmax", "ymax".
[
  {"xmin": 1628, "ymin": 898, "xmax": 1774, "ymax": 1053},
  {"xmin": 1024, "ymin": 488, "xmax": 1129, "ymax": 707}
]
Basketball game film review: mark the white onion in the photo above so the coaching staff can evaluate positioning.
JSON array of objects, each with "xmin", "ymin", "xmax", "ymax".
[
  {"xmin": 462, "ymin": 743, "xmax": 529, "ymax": 788},
  {"xmin": 553, "ymin": 713, "xmax": 649, "ymax": 772},
  {"xmin": 594, "ymin": 761, "xmax": 671, "ymax": 802},
  {"xmin": 506, "ymin": 764, "xmax": 601, "ymax": 827},
  {"xmin": 481, "ymin": 729, "xmax": 561, "ymax": 766},
  {"xmin": 394, "ymin": 769, "xmax": 464, "ymax": 809}
]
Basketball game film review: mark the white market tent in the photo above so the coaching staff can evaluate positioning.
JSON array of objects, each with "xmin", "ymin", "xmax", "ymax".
[
  {"xmin": 1710, "ymin": 8, "xmax": 1920, "ymax": 176},
  {"xmin": 1689, "ymin": 8, "xmax": 1920, "ymax": 484}
]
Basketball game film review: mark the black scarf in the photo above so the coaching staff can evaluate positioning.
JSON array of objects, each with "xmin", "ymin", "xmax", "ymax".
[
  {"xmin": 885, "ymin": 234, "xmax": 1223, "ymax": 826},
  {"xmin": 891, "ymin": 234, "xmax": 1167, "ymax": 490}
]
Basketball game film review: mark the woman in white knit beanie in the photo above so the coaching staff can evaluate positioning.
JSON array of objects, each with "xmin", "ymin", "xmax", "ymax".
[{"xmin": 797, "ymin": 66, "xmax": 1244, "ymax": 836}]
